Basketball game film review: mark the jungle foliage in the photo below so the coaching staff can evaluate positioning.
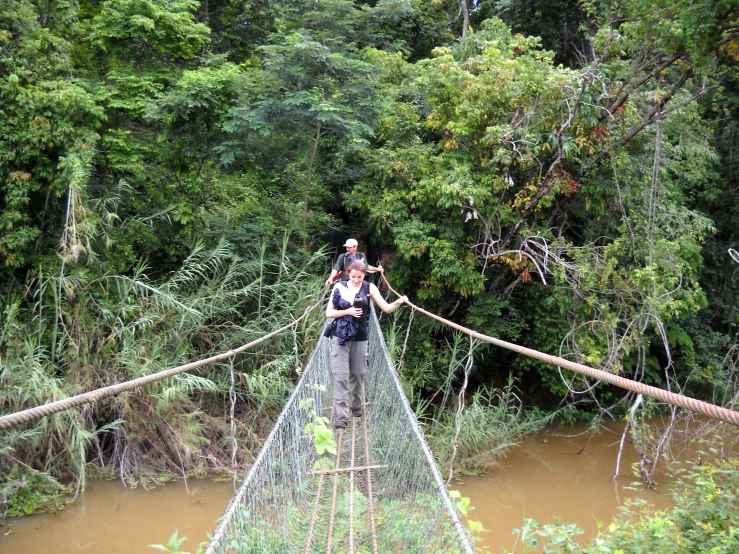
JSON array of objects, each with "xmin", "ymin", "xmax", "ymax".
[{"xmin": 1, "ymin": 0, "xmax": 738, "ymax": 520}]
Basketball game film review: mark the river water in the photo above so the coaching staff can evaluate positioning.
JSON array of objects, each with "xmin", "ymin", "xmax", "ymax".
[
  {"xmin": 455, "ymin": 425, "xmax": 674, "ymax": 552},
  {"xmin": 0, "ymin": 426, "xmax": 675, "ymax": 553}
]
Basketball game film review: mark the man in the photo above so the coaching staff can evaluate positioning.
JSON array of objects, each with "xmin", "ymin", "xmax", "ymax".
[{"xmin": 325, "ymin": 238, "xmax": 384, "ymax": 287}]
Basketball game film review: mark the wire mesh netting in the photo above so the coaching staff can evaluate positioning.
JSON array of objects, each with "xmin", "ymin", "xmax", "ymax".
[{"xmin": 206, "ymin": 306, "xmax": 475, "ymax": 554}]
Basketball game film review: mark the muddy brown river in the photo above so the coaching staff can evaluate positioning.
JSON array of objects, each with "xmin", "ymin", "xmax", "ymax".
[
  {"xmin": 455, "ymin": 426, "xmax": 674, "ymax": 551},
  {"xmin": 0, "ymin": 426, "xmax": 676, "ymax": 553}
]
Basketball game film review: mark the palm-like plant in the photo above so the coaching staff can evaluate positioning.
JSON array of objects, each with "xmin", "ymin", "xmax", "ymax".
[{"xmin": 0, "ymin": 237, "xmax": 327, "ymax": 515}]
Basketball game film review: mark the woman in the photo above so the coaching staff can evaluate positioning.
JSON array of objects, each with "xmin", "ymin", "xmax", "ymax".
[{"xmin": 325, "ymin": 259, "xmax": 408, "ymax": 429}]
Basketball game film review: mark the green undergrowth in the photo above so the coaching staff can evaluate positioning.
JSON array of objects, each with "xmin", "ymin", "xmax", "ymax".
[
  {"xmin": 425, "ymin": 377, "xmax": 553, "ymax": 476},
  {"xmin": 150, "ymin": 529, "xmax": 207, "ymax": 554},
  {"xmin": 387, "ymin": 322, "xmax": 552, "ymax": 476},
  {"xmin": 507, "ymin": 458, "xmax": 739, "ymax": 554},
  {"xmin": 0, "ymin": 465, "xmax": 72, "ymax": 522},
  {"xmin": 0, "ymin": 240, "xmax": 326, "ymax": 521}
]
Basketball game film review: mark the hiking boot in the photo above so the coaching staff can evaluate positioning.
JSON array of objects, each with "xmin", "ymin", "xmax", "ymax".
[
  {"xmin": 351, "ymin": 409, "xmax": 364, "ymax": 418},
  {"xmin": 334, "ymin": 420, "xmax": 348, "ymax": 429}
]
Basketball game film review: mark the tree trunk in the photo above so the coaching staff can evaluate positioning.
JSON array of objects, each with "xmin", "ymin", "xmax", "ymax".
[
  {"xmin": 460, "ymin": 0, "xmax": 469, "ymax": 40},
  {"xmin": 303, "ymin": 123, "xmax": 321, "ymax": 251},
  {"xmin": 40, "ymin": 0, "xmax": 52, "ymax": 28},
  {"xmin": 730, "ymin": 124, "xmax": 735, "ymax": 185}
]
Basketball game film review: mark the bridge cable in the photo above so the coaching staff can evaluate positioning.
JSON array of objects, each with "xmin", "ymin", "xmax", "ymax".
[
  {"xmin": 361, "ymin": 380, "xmax": 380, "ymax": 554},
  {"xmin": 0, "ymin": 290, "xmax": 328, "ymax": 431},
  {"xmin": 228, "ymin": 354, "xmax": 238, "ymax": 491},
  {"xmin": 396, "ymin": 307, "xmax": 414, "ymax": 375},
  {"xmin": 381, "ymin": 276, "xmax": 739, "ymax": 427}
]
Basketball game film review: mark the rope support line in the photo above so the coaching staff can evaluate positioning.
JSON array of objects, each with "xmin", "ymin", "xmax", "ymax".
[
  {"xmin": 381, "ymin": 276, "xmax": 739, "ymax": 428},
  {"xmin": 0, "ymin": 291, "xmax": 328, "ymax": 432},
  {"xmin": 361, "ymin": 380, "xmax": 379, "ymax": 554},
  {"xmin": 326, "ymin": 426, "xmax": 344, "ymax": 554}
]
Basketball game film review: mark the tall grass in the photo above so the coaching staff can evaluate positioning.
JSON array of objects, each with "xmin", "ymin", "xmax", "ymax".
[
  {"xmin": 385, "ymin": 318, "xmax": 549, "ymax": 475},
  {"xmin": 426, "ymin": 378, "xmax": 549, "ymax": 474},
  {"xmin": 0, "ymin": 237, "xmax": 327, "ymax": 515}
]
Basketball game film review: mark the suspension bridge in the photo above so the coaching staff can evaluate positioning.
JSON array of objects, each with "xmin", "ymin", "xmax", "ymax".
[
  {"xmin": 205, "ymin": 305, "xmax": 474, "ymax": 553},
  {"xmin": 1, "ymin": 276, "xmax": 739, "ymax": 553}
]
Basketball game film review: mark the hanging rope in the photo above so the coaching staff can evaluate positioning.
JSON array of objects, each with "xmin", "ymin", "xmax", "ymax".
[
  {"xmin": 380, "ymin": 275, "xmax": 739, "ymax": 427},
  {"xmin": 0, "ymin": 290, "xmax": 328, "ymax": 431},
  {"xmin": 228, "ymin": 354, "xmax": 238, "ymax": 491},
  {"xmin": 446, "ymin": 336, "xmax": 475, "ymax": 485},
  {"xmin": 293, "ymin": 323, "xmax": 302, "ymax": 376},
  {"xmin": 377, "ymin": 288, "xmax": 393, "ymax": 323},
  {"xmin": 396, "ymin": 307, "xmax": 415, "ymax": 375}
]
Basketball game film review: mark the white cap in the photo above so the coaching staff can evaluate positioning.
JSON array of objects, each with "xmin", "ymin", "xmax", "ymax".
[{"xmin": 343, "ymin": 239, "xmax": 358, "ymax": 247}]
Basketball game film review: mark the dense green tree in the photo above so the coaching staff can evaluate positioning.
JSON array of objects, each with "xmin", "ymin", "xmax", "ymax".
[
  {"xmin": 214, "ymin": 0, "xmax": 388, "ymax": 247},
  {"xmin": 87, "ymin": 0, "xmax": 210, "ymax": 116},
  {"xmin": 205, "ymin": 0, "xmax": 278, "ymax": 59},
  {"xmin": 472, "ymin": 0, "xmax": 590, "ymax": 65},
  {"xmin": 146, "ymin": 62, "xmax": 242, "ymax": 177},
  {"xmin": 351, "ymin": 1, "xmax": 739, "ymax": 408},
  {"xmin": 0, "ymin": 0, "xmax": 104, "ymax": 269}
]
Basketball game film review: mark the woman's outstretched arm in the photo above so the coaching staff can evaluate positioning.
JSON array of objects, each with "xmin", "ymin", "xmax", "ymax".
[{"xmin": 369, "ymin": 283, "xmax": 407, "ymax": 314}]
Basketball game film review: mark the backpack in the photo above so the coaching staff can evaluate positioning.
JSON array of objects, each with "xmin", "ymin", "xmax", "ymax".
[
  {"xmin": 330, "ymin": 252, "xmax": 368, "ymax": 284},
  {"xmin": 324, "ymin": 280, "xmax": 370, "ymax": 338},
  {"xmin": 342, "ymin": 251, "xmax": 367, "ymax": 272}
]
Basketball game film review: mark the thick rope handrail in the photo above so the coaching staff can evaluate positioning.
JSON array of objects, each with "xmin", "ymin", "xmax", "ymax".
[
  {"xmin": 381, "ymin": 276, "xmax": 739, "ymax": 427},
  {"xmin": 0, "ymin": 291, "xmax": 328, "ymax": 431}
]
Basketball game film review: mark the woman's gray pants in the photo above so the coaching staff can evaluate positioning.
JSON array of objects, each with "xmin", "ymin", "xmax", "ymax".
[{"xmin": 330, "ymin": 336, "xmax": 368, "ymax": 427}]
